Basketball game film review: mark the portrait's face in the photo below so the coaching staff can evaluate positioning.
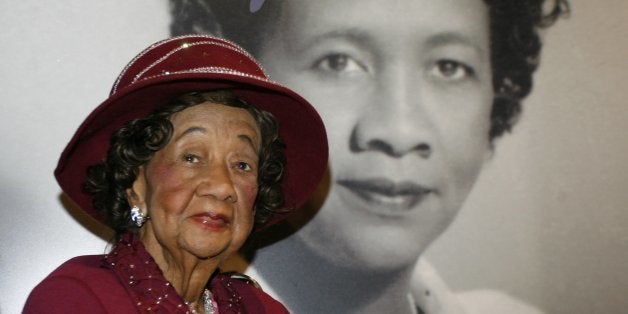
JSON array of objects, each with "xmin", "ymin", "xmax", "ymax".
[
  {"xmin": 257, "ymin": 0, "xmax": 493, "ymax": 269},
  {"xmin": 132, "ymin": 102, "xmax": 261, "ymax": 262}
]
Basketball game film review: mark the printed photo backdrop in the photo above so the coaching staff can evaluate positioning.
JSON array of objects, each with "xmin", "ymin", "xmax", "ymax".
[{"xmin": 1, "ymin": 1, "xmax": 627, "ymax": 313}]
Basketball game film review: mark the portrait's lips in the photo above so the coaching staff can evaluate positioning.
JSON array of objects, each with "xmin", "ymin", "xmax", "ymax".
[
  {"xmin": 337, "ymin": 178, "xmax": 434, "ymax": 213},
  {"xmin": 190, "ymin": 211, "xmax": 230, "ymax": 231}
]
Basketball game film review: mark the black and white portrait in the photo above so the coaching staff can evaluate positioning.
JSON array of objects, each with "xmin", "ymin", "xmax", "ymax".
[{"xmin": 1, "ymin": 1, "xmax": 627, "ymax": 313}]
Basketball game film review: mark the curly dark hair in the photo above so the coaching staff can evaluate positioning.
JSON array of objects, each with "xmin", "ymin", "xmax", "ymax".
[
  {"xmin": 486, "ymin": 0, "xmax": 569, "ymax": 138},
  {"xmin": 84, "ymin": 90, "xmax": 286, "ymax": 238},
  {"xmin": 169, "ymin": 0, "xmax": 569, "ymax": 140}
]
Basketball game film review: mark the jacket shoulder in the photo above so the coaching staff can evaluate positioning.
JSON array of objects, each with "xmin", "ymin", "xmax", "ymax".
[{"xmin": 23, "ymin": 255, "xmax": 134, "ymax": 313}]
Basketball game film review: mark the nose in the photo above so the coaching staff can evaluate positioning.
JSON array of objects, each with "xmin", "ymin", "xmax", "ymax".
[
  {"xmin": 350, "ymin": 66, "xmax": 435, "ymax": 159},
  {"xmin": 350, "ymin": 127, "xmax": 432, "ymax": 158},
  {"xmin": 195, "ymin": 162, "xmax": 237, "ymax": 202}
]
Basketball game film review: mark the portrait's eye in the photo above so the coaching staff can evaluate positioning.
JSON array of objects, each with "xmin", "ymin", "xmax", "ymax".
[
  {"xmin": 313, "ymin": 53, "xmax": 366, "ymax": 74},
  {"xmin": 429, "ymin": 59, "xmax": 475, "ymax": 81}
]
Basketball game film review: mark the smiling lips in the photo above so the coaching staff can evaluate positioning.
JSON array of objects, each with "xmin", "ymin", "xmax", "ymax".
[
  {"xmin": 191, "ymin": 212, "xmax": 230, "ymax": 231},
  {"xmin": 337, "ymin": 178, "xmax": 434, "ymax": 211}
]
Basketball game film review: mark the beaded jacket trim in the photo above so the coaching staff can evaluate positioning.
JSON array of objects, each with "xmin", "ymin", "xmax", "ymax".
[{"xmin": 103, "ymin": 233, "xmax": 246, "ymax": 313}]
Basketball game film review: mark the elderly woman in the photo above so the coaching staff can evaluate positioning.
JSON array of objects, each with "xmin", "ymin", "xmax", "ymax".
[
  {"xmin": 23, "ymin": 35, "xmax": 327, "ymax": 313},
  {"xmin": 171, "ymin": 1, "xmax": 569, "ymax": 313}
]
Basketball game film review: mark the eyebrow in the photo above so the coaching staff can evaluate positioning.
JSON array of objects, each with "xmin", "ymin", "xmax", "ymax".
[
  {"xmin": 180, "ymin": 126, "xmax": 207, "ymax": 137},
  {"xmin": 238, "ymin": 134, "xmax": 259, "ymax": 152},
  {"xmin": 424, "ymin": 32, "xmax": 487, "ymax": 56},
  {"xmin": 295, "ymin": 28, "xmax": 375, "ymax": 54},
  {"xmin": 180, "ymin": 126, "xmax": 259, "ymax": 151}
]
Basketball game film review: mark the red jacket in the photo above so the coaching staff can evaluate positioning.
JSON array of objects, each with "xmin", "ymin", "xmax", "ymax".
[{"xmin": 24, "ymin": 233, "xmax": 288, "ymax": 313}]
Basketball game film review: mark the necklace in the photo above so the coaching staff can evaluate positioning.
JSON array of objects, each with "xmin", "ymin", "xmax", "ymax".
[{"xmin": 186, "ymin": 288, "xmax": 217, "ymax": 314}]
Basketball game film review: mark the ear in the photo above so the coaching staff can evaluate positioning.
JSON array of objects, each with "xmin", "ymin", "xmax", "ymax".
[{"xmin": 126, "ymin": 166, "xmax": 148, "ymax": 209}]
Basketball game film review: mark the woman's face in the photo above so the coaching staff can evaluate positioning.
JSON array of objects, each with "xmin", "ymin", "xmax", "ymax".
[
  {"xmin": 257, "ymin": 0, "xmax": 493, "ymax": 269},
  {"xmin": 131, "ymin": 102, "xmax": 261, "ymax": 262}
]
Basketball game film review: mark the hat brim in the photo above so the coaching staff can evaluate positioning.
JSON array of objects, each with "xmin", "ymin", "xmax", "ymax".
[{"xmin": 55, "ymin": 70, "xmax": 328, "ymax": 230}]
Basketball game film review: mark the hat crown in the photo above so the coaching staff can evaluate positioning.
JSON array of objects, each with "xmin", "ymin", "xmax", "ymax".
[{"xmin": 111, "ymin": 35, "xmax": 268, "ymax": 95}]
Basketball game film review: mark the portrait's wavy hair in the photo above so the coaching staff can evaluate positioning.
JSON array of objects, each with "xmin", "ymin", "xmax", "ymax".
[
  {"xmin": 84, "ymin": 90, "xmax": 286, "ymax": 238},
  {"xmin": 486, "ymin": 0, "xmax": 569, "ymax": 139},
  {"xmin": 169, "ymin": 0, "xmax": 569, "ymax": 140}
]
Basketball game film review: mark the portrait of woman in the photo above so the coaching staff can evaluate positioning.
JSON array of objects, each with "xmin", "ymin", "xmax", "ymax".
[
  {"xmin": 3, "ymin": 1, "xmax": 628, "ymax": 313},
  {"xmin": 22, "ymin": 35, "xmax": 328, "ymax": 313},
  {"xmin": 170, "ymin": 0, "xmax": 569, "ymax": 313}
]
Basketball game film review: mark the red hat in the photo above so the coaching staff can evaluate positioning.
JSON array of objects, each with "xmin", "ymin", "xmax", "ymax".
[{"xmin": 55, "ymin": 35, "xmax": 328, "ymax": 229}]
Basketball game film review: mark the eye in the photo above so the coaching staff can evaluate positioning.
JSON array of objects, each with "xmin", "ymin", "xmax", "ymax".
[
  {"xmin": 313, "ymin": 53, "xmax": 366, "ymax": 74},
  {"xmin": 236, "ymin": 161, "xmax": 252, "ymax": 172},
  {"xmin": 429, "ymin": 59, "xmax": 475, "ymax": 81},
  {"xmin": 183, "ymin": 153, "xmax": 200, "ymax": 163}
]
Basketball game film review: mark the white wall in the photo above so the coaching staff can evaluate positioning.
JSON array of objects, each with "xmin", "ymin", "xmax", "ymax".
[
  {"xmin": 1, "ymin": 1, "xmax": 626, "ymax": 313},
  {"xmin": 0, "ymin": 1, "xmax": 171, "ymax": 313}
]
